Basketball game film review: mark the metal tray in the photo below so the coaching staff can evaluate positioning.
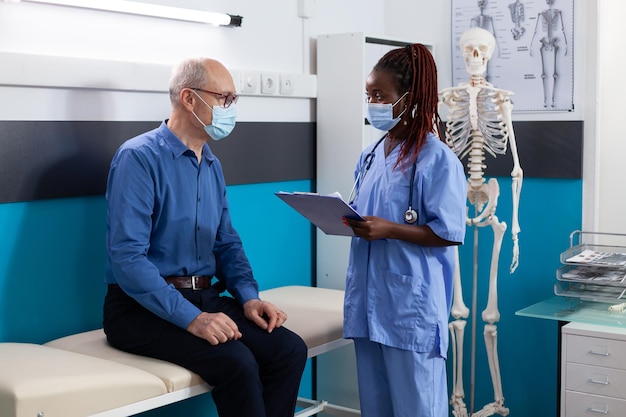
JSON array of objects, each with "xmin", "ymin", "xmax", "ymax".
[
  {"xmin": 554, "ymin": 281, "xmax": 626, "ymax": 304},
  {"xmin": 556, "ymin": 264, "xmax": 626, "ymax": 287},
  {"xmin": 561, "ymin": 231, "xmax": 626, "ymax": 267},
  {"xmin": 560, "ymin": 244, "xmax": 626, "ymax": 267}
]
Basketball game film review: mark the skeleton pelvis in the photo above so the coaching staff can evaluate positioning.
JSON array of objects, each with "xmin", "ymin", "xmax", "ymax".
[
  {"xmin": 468, "ymin": 185, "xmax": 489, "ymax": 210},
  {"xmin": 467, "ymin": 179, "xmax": 500, "ymax": 221}
]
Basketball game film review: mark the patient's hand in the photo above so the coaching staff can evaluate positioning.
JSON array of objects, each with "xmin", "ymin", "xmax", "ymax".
[
  {"xmin": 243, "ymin": 299, "xmax": 288, "ymax": 333},
  {"xmin": 187, "ymin": 312, "xmax": 241, "ymax": 345}
]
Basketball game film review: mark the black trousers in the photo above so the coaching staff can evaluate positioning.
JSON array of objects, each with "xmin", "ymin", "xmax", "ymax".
[{"xmin": 103, "ymin": 285, "xmax": 308, "ymax": 417}]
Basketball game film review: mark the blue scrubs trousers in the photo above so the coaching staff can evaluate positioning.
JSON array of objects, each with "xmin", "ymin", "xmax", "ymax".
[{"xmin": 353, "ymin": 338, "xmax": 448, "ymax": 417}]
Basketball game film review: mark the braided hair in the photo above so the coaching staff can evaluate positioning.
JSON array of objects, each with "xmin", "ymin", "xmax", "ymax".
[{"xmin": 372, "ymin": 43, "xmax": 444, "ymax": 169}]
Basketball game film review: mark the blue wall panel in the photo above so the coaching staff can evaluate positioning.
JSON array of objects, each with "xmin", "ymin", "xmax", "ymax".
[
  {"xmin": 0, "ymin": 179, "xmax": 314, "ymax": 417},
  {"xmin": 0, "ymin": 196, "xmax": 107, "ymax": 343},
  {"xmin": 227, "ymin": 180, "xmax": 314, "ymax": 290},
  {"xmin": 452, "ymin": 177, "xmax": 582, "ymax": 416}
]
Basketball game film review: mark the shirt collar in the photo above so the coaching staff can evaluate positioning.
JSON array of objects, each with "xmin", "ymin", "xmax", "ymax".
[{"xmin": 159, "ymin": 120, "xmax": 216, "ymax": 163}]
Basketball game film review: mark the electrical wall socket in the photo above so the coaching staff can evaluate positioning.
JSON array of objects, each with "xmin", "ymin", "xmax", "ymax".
[
  {"xmin": 241, "ymin": 71, "xmax": 259, "ymax": 94},
  {"xmin": 279, "ymin": 74, "xmax": 294, "ymax": 95},
  {"xmin": 261, "ymin": 73, "xmax": 278, "ymax": 94}
]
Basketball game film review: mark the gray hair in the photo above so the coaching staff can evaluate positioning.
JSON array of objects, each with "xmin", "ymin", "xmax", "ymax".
[{"xmin": 168, "ymin": 58, "xmax": 209, "ymax": 107}]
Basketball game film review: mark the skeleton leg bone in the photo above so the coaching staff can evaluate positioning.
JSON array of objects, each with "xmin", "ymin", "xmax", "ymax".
[
  {"xmin": 473, "ymin": 325, "xmax": 510, "ymax": 417},
  {"xmin": 482, "ymin": 210, "xmax": 506, "ymax": 325},
  {"xmin": 474, "ymin": 198, "xmax": 508, "ymax": 417},
  {"xmin": 451, "ymin": 246, "xmax": 470, "ymax": 320},
  {"xmin": 449, "ymin": 236, "xmax": 470, "ymax": 417},
  {"xmin": 551, "ymin": 44, "xmax": 560, "ymax": 107},
  {"xmin": 449, "ymin": 320, "xmax": 469, "ymax": 417}
]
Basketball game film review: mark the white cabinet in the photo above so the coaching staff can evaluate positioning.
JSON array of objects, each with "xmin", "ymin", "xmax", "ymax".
[{"xmin": 561, "ymin": 322, "xmax": 626, "ymax": 416}]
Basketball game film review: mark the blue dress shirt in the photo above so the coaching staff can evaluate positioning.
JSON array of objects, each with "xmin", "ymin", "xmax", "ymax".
[{"xmin": 105, "ymin": 121, "xmax": 259, "ymax": 329}]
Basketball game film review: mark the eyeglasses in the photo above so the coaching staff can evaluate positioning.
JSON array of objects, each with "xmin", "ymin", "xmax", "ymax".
[{"xmin": 191, "ymin": 88, "xmax": 239, "ymax": 108}]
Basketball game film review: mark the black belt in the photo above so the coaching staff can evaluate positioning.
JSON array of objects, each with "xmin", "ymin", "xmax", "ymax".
[
  {"xmin": 108, "ymin": 275, "xmax": 213, "ymax": 291},
  {"xmin": 165, "ymin": 275, "xmax": 212, "ymax": 290}
]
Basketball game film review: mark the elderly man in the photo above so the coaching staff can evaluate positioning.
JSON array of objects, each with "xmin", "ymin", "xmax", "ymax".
[{"xmin": 103, "ymin": 57, "xmax": 307, "ymax": 417}]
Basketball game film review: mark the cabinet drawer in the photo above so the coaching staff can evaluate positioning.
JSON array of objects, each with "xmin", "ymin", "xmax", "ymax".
[
  {"xmin": 566, "ymin": 334, "xmax": 626, "ymax": 368},
  {"xmin": 564, "ymin": 390, "xmax": 626, "ymax": 417},
  {"xmin": 567, "ymin": 362, "xmax": 626, "ymax": 399}
]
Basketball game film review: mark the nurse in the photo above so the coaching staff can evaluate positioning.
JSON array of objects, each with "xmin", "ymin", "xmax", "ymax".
[{"xmin": 343, "ymin": 44, "xmax": 467, "ymax": 417}]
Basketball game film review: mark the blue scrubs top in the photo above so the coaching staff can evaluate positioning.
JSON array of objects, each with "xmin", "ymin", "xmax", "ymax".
[{"xmin": 344, "ymin": 133, "xmax": 467, "ymax": 356}]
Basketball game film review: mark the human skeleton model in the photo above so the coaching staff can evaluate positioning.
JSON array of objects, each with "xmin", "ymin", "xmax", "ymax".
[
  {"xmin": 439, "ymin": 27, "xmax": 523, "ymax": 417},
  {"xmin": 529, "ymin": 0, "xmax": 568, "ymax": 108},
  {"xmin": 470, "ymin": 0, "xmax": 499, "ymax": 82},
  {"xmin": 508, "ymin": 0, "xmax": 525, "ymax": 41}
]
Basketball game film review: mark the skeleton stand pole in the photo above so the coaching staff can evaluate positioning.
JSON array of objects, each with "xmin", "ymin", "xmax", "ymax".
[{"xmin": 470, "ymin": 223, "xmax": 478, "ymax": 414}]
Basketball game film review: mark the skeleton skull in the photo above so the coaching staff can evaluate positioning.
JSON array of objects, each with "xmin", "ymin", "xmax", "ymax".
[{"xmin": 460, "ymin": 27, "xmax": 496, "ymax": 77}]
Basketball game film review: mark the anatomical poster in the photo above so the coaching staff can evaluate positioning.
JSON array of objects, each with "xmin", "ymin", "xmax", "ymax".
[{"xmin": 451, "ymin": 0, "xmax": 574, "ymax": 112}]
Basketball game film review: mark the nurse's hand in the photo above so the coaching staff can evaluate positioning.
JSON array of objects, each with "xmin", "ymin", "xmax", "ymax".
[
  {"xmin": 344, "ymin": 216, "xmax": 457, "ymax": 247},
  {"xmin": 343, "ymin": 215, "xmax": 392, "ymax": 241}
]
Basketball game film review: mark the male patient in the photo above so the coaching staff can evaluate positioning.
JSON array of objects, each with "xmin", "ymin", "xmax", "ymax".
[{"xmin": 103, "ymin": 57, "xmax": 307, "ymax": 417}]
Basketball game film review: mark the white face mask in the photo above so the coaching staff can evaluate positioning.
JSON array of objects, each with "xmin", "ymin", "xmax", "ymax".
[
  {"xmin": 191, "ymin": 91, "xmax": 237, "ymax": 141},
  {"xmin": 365, "ymin": 92, "xmax": 408, "ymax": 131}
]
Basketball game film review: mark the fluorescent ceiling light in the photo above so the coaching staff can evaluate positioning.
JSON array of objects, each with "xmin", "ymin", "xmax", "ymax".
[{"xmin": 14, "ymin": 0, "xmax": 243, "ymax": 26}]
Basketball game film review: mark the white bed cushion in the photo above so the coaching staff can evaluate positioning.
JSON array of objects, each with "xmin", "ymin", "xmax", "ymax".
[
  {"xmin": 44, "ymin": 329, "xmax": 207, "ymax": 393},
  {"xmin": 0, "ymin": 343, "xmax": 166, "ymax": 417},
  {"xmin": 40, "ymin": 285, "xmax": 344, "ymax": 397},
  {"xmin": 260, "ymin": 286, "xmax": 346, "ymax": 354}
]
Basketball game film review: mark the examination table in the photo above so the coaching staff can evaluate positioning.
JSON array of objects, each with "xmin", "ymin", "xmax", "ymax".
[{"xmin": 0, "ymin": 286, "xmax": 360, "ymax": 417}]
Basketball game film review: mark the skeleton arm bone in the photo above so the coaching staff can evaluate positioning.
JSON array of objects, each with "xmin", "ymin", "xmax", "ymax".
[
  {"xmin": 528, "ymin": 15, "xmax": 540, "ymax": 57},
  {"xmin": 499, "ymin": 98, "xmax": 523, "ymax": 273},
  {"xmin": 558, "ymin": 11, "xmax": 568, "ymax": 56}
]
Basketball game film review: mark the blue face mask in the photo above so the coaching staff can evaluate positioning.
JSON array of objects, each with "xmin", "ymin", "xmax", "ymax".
[
  {"xmin": 192, "ymin": 91, "xmax": 237, "ymax": 141},
  {"xmin": 366, "ymin": 92, "xmax": 408, "ymax": 131}
]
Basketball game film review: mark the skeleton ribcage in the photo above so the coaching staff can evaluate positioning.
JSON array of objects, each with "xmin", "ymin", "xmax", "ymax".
[
  {"xmin": 444, "ymin": 87, "xmax": 510, "ymax": 159},
  {"xmin": 509, "ymin": 2, "xmax": 524, "ymax": 23},
  {"xmin": 541, "ymin": 10, "xmax": 561, "ymax": 34}
]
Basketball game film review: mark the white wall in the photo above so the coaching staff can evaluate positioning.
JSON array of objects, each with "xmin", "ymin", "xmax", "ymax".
[{"xmin": 0, "ymin": 0, "xmax": 385, "ymax": 124}]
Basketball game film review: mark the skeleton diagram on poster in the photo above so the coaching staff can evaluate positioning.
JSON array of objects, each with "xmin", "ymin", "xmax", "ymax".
[{"xmin": 451, "ymin": 0, "xmax": 574, "ymax": 112}]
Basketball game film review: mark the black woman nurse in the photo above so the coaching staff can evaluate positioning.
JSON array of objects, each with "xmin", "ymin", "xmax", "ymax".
[{"xmin": 342, "ymin": 44, "xmax": 467, "ymax": 417}]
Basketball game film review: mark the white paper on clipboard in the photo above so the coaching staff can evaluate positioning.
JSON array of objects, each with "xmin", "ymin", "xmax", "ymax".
[{"xmin": 275, "ymin": 191, "xmax": 364, "ymax": 236}]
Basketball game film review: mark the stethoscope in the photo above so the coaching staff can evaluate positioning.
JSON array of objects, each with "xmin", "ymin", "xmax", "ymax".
[{"xmin": 348, "ymin": 134, "xmax": 418, "ymax": 224}]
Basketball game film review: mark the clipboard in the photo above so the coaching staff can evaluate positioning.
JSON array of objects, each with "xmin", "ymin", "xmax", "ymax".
[{"xmin": 275, "ymin": 191, "xmax": 364, "ymax": 236}]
